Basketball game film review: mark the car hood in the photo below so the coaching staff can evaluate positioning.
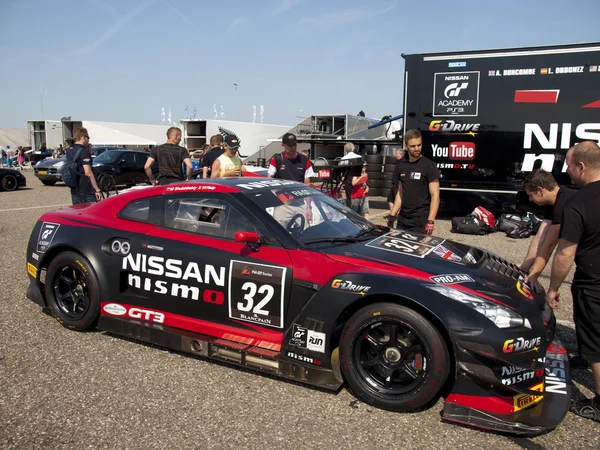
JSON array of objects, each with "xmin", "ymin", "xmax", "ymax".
[
  {"xmin": 321, "ymin": 229, "xmax": 544, "ymax": 311},
  {"xmin": 36, "ymin": 157, "xmax": 66, "ymax": 168}
]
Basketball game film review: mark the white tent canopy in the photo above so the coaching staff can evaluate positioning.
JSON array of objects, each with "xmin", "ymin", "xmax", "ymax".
[{"xmin": 84, "ymin": 122, "xmax": 157, "ymax": 146}]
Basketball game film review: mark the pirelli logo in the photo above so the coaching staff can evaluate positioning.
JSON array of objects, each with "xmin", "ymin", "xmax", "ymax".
[{"xmin": 513, "ymin": 382, "xmax": 544, "ymax": 412}]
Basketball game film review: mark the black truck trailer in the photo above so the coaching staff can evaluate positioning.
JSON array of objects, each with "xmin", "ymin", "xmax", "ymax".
[{"xmin": 402, "ymin": 42, "xmax": 600, "ymax": 214}]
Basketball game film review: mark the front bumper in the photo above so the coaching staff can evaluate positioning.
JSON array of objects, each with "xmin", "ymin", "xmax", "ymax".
[
  {"xmin": 34, "ymin": 168, "xmax": 62, "ymax": 181},
  {"xmin": 442, "ymin": 337, "xmax": 570, "ymax": 435}
]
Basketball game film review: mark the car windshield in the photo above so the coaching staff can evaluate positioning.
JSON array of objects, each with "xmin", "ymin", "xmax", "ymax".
[
  {"xmin": 246, "ymin": 185, "xmax": 376, "ymax": 244},
  {"xmin": 93, "ymin": 150, "xmax": 121, "ymax": 164}
]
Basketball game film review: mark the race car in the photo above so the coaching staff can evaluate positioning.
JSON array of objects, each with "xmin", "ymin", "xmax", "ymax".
[{"xmin": 25, "ymin": 177, "xmax": 570, "ymax": 435}]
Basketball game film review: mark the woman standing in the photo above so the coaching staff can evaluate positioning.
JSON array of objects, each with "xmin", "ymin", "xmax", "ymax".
[{"xmin": 17, "ymin": 147, "xmax": 25, "ymax": 170}]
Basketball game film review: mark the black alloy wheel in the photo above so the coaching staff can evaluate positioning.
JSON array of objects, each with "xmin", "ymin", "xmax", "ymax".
[
  {"xmin": 1, "ymin": 174, "xmax": 18, "ymax": 191},
  {"xmin": 45, "ymin": 252, "xmax": 100, "ymax": 330},
  {"xmin": 340, "ymin": 303, "xmax": 449, "ymax": 412}
]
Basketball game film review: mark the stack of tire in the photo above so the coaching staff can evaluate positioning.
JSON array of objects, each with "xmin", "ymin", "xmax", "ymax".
[{"xmin": 365, "ymin": 155, "xmax": 397, "ymax": 197}]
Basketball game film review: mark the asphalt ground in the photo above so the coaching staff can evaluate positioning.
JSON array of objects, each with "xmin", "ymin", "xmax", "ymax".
[{"xmin": 1, "ymin": 172, "xmax": 599, "ymax": 449}]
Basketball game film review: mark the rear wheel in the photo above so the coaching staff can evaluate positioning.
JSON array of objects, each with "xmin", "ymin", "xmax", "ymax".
[
  {"xmin": 44, "ymin": 252, "xmax": 100, "ymax": 331},
  {"xmin": 41, "ymin": 180, "xmax": 57, "ymax": 186},
  {"xmin": 0, "ymin": 174, "xmax": 18, "ymax": 191},
  {"xmin": 340, "ymin": 303, "xmax": 449, "ymax": 412}
]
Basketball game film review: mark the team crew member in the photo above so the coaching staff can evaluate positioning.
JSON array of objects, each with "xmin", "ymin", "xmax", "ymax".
[
  {"xmin": 386, "ymin": 148, "xmax": 405, "ymax": 227},
  {"xmin": 545, "ymin": 141, "xmax": 600, "ymax": 422},
  {"xmin": 268, "ymin": 133, "xmax": 315, "ymax": 183},
  {"xmin": 67, "ymin": 127, "xmax": 102, "ymax": 204},
  {"xmin": 350, "ymin": 162, "xmax": 369, "ymax": 219},
  {"xmin": 390, "ymin": 130, "xmax": 440, "ymax": 234},
  {"xmin": 519, "ymin": 169, "xmax": 576, "ymax": 292},
  {"xmin": 145, "ymin": 127, "xmax": 192, "ymax": 185},
  {"xmin": 202, "ymin": 135, "xmax": 224, "ymax": 178},
  {"xmin": 211, "ymin": 134, "xmax": 246, "ymax": 178}
]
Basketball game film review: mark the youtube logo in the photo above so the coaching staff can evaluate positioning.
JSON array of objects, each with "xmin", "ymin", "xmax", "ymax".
[{"xmin": 449, "ymin": 142, "xmax": 475, "ymax": 160}]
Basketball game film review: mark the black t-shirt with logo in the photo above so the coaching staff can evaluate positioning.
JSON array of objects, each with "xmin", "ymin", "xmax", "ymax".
[
  {"xmin": 560, "ymin": 180, "xmax": 600, "ymax": 292},
  {"xmin": 396, "ymin": 156, "xmax": 440, "ymax": 218},
  {"xmin": 67, "ymin": 144, "xmax": 94, "ymax": 193},
  {"xmin": 150, "ymin": 144, "xmax": 189, "ymax": 182},
  {"xmin": 543, "ymin": 187, "xmax": 577, "ymax": 224}
]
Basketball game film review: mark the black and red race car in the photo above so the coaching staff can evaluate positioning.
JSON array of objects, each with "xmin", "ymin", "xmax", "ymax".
[{"xmin": 25, "ymin": 177, "xmax": 571, "ymax": 435}]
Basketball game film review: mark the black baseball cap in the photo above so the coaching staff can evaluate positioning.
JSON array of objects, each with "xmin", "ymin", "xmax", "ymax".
[
  {"xmin": 282, "ymin": 133, "xmax": 297, "ymax": 146},
  {"xmin": 224, "ymin": 135, "xmax": 241, "ymax": 149}
]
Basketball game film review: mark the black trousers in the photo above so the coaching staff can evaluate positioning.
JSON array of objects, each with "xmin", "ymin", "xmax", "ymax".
[
  {"xmin": 572, "ymin": 285, "xmax": 600, "ymax": 363},
  {"xmin": 396, "ymin": 214, "xmax": 428, "ymax": 233}
]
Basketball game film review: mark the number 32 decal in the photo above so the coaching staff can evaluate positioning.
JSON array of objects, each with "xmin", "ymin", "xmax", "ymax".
[{"xmin": 228, "ymin": 261, "xmax": 287, "ymax": 328}]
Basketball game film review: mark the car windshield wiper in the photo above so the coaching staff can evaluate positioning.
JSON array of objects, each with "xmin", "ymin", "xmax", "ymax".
[
  {"xmin": 353, "ymin": 224, "xmax": 388, "ymax": 239},
  {"xmin": 303, "ymin": 237, "xmax": 361, "ymax": 245}
]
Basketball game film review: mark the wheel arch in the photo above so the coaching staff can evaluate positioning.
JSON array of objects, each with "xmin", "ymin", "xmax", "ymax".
[
  {"xmin": 38, "ymin": 244, "xmax": 104, "ymax": 306},
  {"xmin": 329, "ymin": 293, "xmax": 456, "ymax": 393}
]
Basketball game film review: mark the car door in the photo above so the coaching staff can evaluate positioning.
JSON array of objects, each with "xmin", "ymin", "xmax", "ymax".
[
  {"xmin": 131, "ymin": 192, "xmax": 294, "ymax": 343},
  {"xmin": 116, "ymin": 151, "xmax": 136, "ymax": 185},
  {"xmin": 134, "ymin": 152, "xmax": 149, "ymax": 183}
]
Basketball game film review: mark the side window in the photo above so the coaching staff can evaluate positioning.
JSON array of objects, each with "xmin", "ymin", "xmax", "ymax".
[
  {"xmin": 136, "ymin": 153, "xmax": 148, "ymax": 167},
  {"xmin": 122, "ymin": 152, "xmax": 135, "ymax": 164},
  {"xmin": 163, "ymin": 197, "xmax": 256, "ymax": 240},
  {"xmin": 119, "ymin": 198, "xmax": 151, "ymax": 222}
]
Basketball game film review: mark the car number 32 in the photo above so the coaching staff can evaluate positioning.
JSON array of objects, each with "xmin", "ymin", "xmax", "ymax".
[
  {"xmin": 237, "ymin": 282, "xmax": 274, "ymax": 315},
  {"xmin": 228, "ymin": 261, "xmax": 287, "ymax": 329}
]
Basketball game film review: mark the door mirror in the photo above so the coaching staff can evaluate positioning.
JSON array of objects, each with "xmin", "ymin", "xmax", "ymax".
[{"xmin": 234, "ymin": 231, "xmax": 260, "ymax": 243}]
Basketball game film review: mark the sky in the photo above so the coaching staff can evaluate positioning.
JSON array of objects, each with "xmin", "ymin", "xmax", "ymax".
[{"xmin": 1, "ymin": 0, "xmax": 599, "ymax": 129}]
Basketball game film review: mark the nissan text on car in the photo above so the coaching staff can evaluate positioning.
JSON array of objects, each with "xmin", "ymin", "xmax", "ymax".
[{"xmin": 25, "ymin": 178, "xmax": 570, "ymax": 435}]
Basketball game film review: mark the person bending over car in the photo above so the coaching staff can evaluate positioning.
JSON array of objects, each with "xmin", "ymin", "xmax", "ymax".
[
  {"xmin": 67, "ymin": 127, "xmax": 102, "ymax": 204},
  {"xmin": 520, "ymin": 169, "xmax": 576, "ymax": 293},
  {"xmin": 145, "ymin": 127, "xmax": 192, "ymax": 185},
  {"xmin": 390, "ymin": 130, "xmax": 440, "ymax": 234}
]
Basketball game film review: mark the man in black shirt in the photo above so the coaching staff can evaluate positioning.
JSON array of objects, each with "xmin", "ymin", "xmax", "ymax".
[
  {"xmin": 520, "ymin": 169, "xmax": 576, "ymax": 291},
  {"xmin": 202, "ymin": 134, "xmax": 225, "ymax": 178},
  {"xmin": 390, "ymin": 130, "xmax": 440, "ymax": 234},
  {"xmin": 145, "ymin": 127, "xmax": 192, "ymax": 185},
  {"xmin": 546, "ymin": 141, "xmax": 600, "ymax": 422},
  {"xmin": 267, "ymin": 133, "xmax": 315, "ymax": 183},
  {"xmin": 67, "ymin": 127, "xmax": 102, "ymax": 204},
  {"xmin": 386, "ymin": 148, "xmax": 405, "ymax": 227}
]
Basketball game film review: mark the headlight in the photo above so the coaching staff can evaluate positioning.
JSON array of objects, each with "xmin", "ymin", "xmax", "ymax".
[
  {"xmin": 52, "ymin": 161, "xmax": 65, "ymax": 168},
  {"xmin": 425, "ymin": 285, "xmax": 530, "ymax": 329}
]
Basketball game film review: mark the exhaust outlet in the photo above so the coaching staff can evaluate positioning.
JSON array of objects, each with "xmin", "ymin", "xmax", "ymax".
[
  {"xmin": 190, "ymin": 340, "xmax": 204, "ymax": 354},
  {"xmin": 246, "ymin": 354, "xmax": 280, "ymax": 370}
]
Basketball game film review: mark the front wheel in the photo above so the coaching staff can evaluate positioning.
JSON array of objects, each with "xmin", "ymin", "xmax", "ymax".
[
  {"xmin": 0, "ymin": 174, "xmax": 18, "ymax": 191},
  {"xmin": 44, "ymin": 251, "xmax": 101, "ymax": 331},
  {"xmin": 340, "ymin": 303, "xmax": 449, "ymax": 412}
]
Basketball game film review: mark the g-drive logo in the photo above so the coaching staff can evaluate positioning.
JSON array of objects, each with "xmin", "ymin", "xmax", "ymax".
[{"xmin": 433, "ymin": 71, "xmax": 480, "ymax": 117}]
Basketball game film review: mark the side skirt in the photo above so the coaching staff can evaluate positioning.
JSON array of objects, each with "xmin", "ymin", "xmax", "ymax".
[{"xmin": 98, "ymin": 315, "xmax": 342, "ymax": 390}]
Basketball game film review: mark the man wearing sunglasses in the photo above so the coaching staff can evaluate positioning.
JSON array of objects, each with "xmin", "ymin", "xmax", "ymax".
[
  {"xmin": 66, "ymin": 127, "xmax": 102, "ymax": 204},
  {"xmin": 520, "ymin": 169, "xmax": 576, "ymax": 291}
]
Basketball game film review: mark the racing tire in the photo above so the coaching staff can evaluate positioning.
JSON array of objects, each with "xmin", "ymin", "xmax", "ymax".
[
  {"xmin": 44, "ymin": 251, "xmax": 101, "ymax": 331},
  {"xmin": 384, "ymin": 156, "xmax": 399, "ymax": 165},
  {"xmin": 340, "ymin": 303, "xmax": 449, "ymax": 412},
  {"xmin": 0, "ymin": 174, "xmax": 18, "ymax": 191},
  {"xmin": 366, "ymin": 171, "xmax": 382, "ymax": 180},
  {"xmin": 365, "ymin": 155, "xmax": 383, "ymax": 164},
  {"xmin": 367, "ymin": 188, "xmax": 384, "ymax": 197},
  {"xmin": 382, "ymin": 179, "xmax": 393, "ymax": 190},
  {"xmin": 367, "ymin": 179, "xmax": 381, "ymax": 189},
  {"xmin": 384, "ymin": 164, "xmax": 397, "ymax": 173},
  {"xmin": 41, "ymin": 180, "xmax": 57, "ymax": 186}
]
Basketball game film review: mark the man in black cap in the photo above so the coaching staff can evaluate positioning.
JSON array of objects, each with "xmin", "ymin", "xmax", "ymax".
[
  {"xmin": 267, "ymin": 132, "xmax": 314, "ymax": 184},
  {"xmin": 211, "ymin": 134, "xmax": 246, "ymax": 178}
]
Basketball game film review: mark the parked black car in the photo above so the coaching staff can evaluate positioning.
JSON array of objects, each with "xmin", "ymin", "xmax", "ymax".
[
  {"xmin": 0, "ymin": 168, "xmax": 27, "ymax": 191},
  {"xmin": 34, "ymin": 147, "xmax": 124, "ymax": 186},
  {"xmin": 92, "ymin": 150, "xmax": 156, "ymax": 188}
]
